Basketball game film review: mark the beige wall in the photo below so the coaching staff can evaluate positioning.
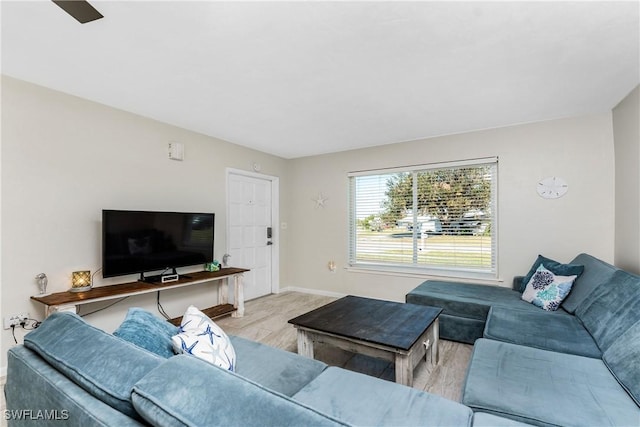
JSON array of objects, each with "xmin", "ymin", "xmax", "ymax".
[
  {"xmin": 284, "ymin": 114, "xmax": 616, "ymax": 301},
  {"xmin": 0, "ymin": 76, "xmax": 289, "ymax": 370},
  {"xmin": 613, "ymin": 85, "xmax": 640, "ymax": 274}
]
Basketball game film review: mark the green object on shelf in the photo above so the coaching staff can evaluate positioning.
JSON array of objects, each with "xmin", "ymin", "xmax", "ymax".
[{"xmin": 205, "ymin": 261, "xmax": 220, "ymax": 272}]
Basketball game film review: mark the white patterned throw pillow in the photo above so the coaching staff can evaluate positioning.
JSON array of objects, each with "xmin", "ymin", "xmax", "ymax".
[
  {"xmin": 171, "ymin": 305, "xmax": 236, "ymax": 371},
  {"xmin": 521, "ymin": 264, "xmax": 577, "ymax": 311}
]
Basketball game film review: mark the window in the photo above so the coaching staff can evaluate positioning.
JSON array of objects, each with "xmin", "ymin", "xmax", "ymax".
[{"xmin": 348, "ymin": 157, "xmax": 497, "ymax": 278}]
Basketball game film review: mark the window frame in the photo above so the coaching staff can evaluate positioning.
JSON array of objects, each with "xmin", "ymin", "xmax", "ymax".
[{"xmin": 347, "ymin": 157, "xmax": 498, "ymax": 280}]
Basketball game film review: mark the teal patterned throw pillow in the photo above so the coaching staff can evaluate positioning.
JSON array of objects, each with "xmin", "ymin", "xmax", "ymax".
[{"xmin": 522, "ymin": 264, "xmax": 577, "ymax": 311}]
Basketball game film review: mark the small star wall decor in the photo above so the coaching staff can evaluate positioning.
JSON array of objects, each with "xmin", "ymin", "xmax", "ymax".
[{"xmin": 314, "ymin": 193, "xmax": 328, "ymax": 208}]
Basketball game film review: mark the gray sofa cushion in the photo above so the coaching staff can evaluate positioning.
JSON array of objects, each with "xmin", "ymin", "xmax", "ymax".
[
  {"xmin": 23, "ymin": 312, "xmax": 163, "ymax": 419},
  {"xmin": 131, "ymin": 355, "xmax": 348, "ymax": 427},
  {"xmin": 462, "ymin": 339, "xmax": 640, "ymax": 427},
  {"xmin": 293, "ymin": 366, "xmax": 473, "ymax": 426},
  {"xmin": 6, "ymin": 346, "xmax": 144, "ymax": 426},
  {"xmin": 575, "ymin": 269, "xmax": 640, "ymax": 352},
  {"xmin": 561, "ymin": 253, "xmax": 618, "ymax": 313},
  {"xmin": 603, "ymin": 319, "xmax": 640, "ymax": 407},
  {"xmin": 230, "ymin": 335, "xmax": 327, "ymax": 396},
  {"xmin": 483, "ymin": 306, "xmax": 601, "ymax": 358}
]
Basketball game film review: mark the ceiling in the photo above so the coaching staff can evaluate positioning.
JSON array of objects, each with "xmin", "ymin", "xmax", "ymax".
[{"xmin": 2, "ymin": 1, "xmax": 639, "ymax": 159}]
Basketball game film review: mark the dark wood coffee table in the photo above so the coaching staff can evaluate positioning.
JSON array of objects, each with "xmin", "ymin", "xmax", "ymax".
[{"xmin": 288, "ymin": 295, "xmax": 442, "ymax": 387}]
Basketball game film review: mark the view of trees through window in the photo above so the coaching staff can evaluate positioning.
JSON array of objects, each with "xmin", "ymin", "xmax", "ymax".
[{"xmin": 349, "ymin": 161, "xmax": 496, "ymax": 274}]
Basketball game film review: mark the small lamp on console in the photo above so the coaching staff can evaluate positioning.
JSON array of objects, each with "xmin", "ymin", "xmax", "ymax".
[{"xmin": 70, "ymin": 271, "xmax": 92, "ymax": 292}]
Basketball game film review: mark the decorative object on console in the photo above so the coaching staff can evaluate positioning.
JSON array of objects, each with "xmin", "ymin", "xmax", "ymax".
[
  {"xmin": 205, "ymin": 260, "xmax": 220, "ymax": 272},
  {"xmin": 70, "ymin": 270, "xmax": 92, "ymax": 292},
  {"xmin": 521, "ymin": 264, "xmax": 577, "ymax": 311},
  {"xmin": 222, "ymin": 253, "xmax": 231, "ymax": 267},
  {"xmin": 35, "ymin": 273, "xmax": 48, "ymax": 294},
  {"xmin": 171, "ymin": 305, "xmax": 236, "ymax": 371},
  {"xmin": 537, "ymin": 176, "xmax": 568, "ymax": 199}
]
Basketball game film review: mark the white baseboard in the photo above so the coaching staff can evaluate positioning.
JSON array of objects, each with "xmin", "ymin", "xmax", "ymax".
[{"xmin": 278, "ymin": 286, "xmax": 346, "ymax": 299}]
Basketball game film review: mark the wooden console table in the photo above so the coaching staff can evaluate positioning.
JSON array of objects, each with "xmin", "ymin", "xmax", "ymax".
[{"xmin": 31, "ymin": 268, "xmax": 249, "ymax": 321}]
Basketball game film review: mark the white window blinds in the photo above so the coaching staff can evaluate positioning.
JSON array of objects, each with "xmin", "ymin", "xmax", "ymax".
[{"xmin": 348, "ymin": 158, "xmax": 498, "ymax": 276}]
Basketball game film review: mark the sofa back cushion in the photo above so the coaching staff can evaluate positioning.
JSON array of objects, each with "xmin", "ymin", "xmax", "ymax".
[
  {"xmin": 576, "ymin": 269, "xmax": 640, "ymax": 352},
  {"xmin": 603, "ymin": 319, "xmax": 640, "ymax": 407},
  {"xmin": 131, "ymin": 355, "xmax": 348, "ymax": 427},
  {"xmin": 561, "ymin": 253, "xmax": 618, "ymax": 313},
  {"xmin": 24, "ymin": 312, "xmax": 162, "ymax": 419}
]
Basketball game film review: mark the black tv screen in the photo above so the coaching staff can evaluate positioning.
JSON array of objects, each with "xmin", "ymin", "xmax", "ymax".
[{"xmin": 102, "ymin": 210, "xmax": 214, "ymax": 279}]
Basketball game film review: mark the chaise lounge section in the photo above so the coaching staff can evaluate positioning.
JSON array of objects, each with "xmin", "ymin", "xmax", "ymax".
[{"xmin": 406, "ymin": 253, "xmax": 616, "ymax": 348}]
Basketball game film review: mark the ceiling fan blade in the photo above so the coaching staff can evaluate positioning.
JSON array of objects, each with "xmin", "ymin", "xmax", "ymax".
[{"xmin": 52, "ymin": 0, "xmax": 103, "ymax": 24}]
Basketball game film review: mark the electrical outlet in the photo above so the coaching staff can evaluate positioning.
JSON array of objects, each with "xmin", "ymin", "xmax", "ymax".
[{"xmin": 4, "ymin": 313, "xmax": 29, "ymax": 330}]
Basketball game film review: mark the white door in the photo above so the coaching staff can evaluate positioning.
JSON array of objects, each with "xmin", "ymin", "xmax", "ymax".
[{"xmin": 227, "ymin": 172, "xmax": 274, "ymax": 300}]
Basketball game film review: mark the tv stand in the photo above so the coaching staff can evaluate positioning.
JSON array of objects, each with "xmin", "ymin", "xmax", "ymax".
[{"xmin": 31, "ymin": 268, "xmax": 249, "ymax": 321}]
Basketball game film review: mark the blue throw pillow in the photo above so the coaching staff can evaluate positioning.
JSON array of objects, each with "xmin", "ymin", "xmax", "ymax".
[
  {"xmin": 113, "ymin": 307, "xmax": 178, "ymax": 358},
  {"xmin": 520, "ymin": 255, "xmax": 584, "ymax": 293}
]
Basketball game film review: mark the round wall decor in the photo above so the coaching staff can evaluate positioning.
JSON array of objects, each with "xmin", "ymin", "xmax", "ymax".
[{"xmin": 537, "ymin": 176, "xmax": 568, "ymax": 199}]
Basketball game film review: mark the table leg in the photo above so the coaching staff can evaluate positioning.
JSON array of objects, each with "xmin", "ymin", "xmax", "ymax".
[
  {"xmin": 432, "ymin": 318, "xmax": 440, "ymax": 365},
  {"xmin": 218, "ymin": 277, "xmax": 229, "ymax": 305},
  {"xmin": 296, "ymin": 329, "xmax": 315, "ymax": 359},
  {"xmin": 395, "ymin": 353, "xmax": 413, "ymax": 387},
  {"xmin": 231, "ymin": 274, "xmax": 245, "ymax": 318}
]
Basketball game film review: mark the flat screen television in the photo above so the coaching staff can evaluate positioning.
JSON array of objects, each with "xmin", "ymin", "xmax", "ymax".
[{"xmin": 102, "ymin": 209, "xmax": 214, "ymax": 281}]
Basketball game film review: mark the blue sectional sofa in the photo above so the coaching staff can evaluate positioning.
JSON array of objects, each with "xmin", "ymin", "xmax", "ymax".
[
  {"xmin": 6, "ymin": 311, "xmax": 488, "ymax": 426},
  {"xmin": 407, "ymin": 253, "xmax": 640, "ymax": 426}
]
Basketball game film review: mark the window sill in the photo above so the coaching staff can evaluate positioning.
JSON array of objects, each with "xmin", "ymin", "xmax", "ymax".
[{"xmin": 345, "ymin": 264, "xmax": 503, "ymax": 285}]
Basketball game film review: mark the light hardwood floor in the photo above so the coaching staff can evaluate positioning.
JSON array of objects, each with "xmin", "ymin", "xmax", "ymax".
[{"xmin": 216, "ymin": 291, "xmax": 473, "ymax": 402}]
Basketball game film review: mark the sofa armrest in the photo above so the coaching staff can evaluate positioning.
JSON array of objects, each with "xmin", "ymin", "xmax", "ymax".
[{"xmin": 512, "ymin": 276, "xmax": 525, "ymax": 292}]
